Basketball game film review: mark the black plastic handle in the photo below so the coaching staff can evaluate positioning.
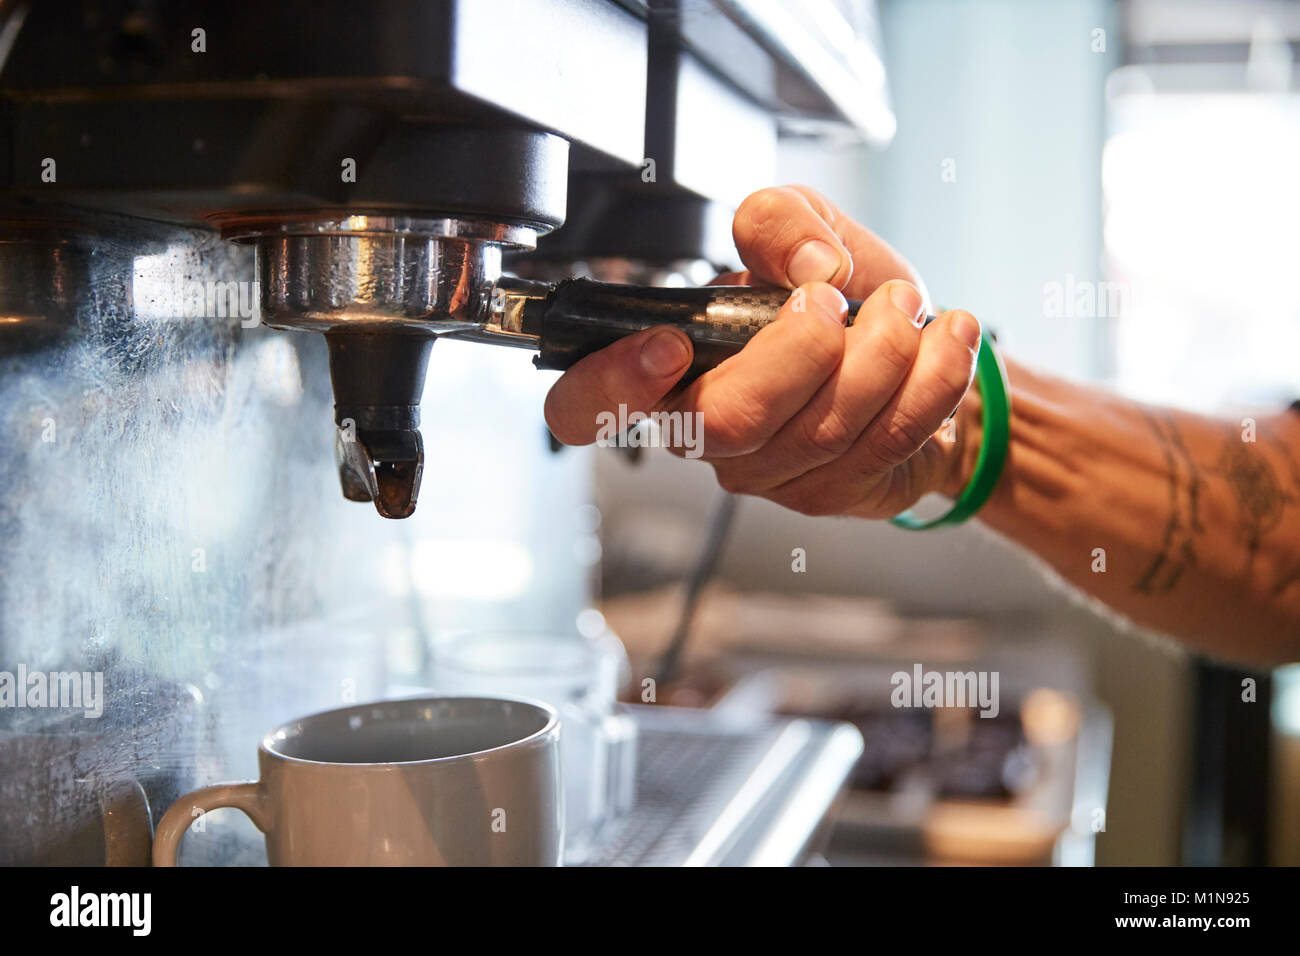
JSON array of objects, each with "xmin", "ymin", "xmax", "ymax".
[{"xmin": 530, "ymin": 278, "xmax": 864, "ymax": 382}]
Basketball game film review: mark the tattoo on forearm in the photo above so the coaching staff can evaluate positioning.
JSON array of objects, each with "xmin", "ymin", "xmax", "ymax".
[
  {"xmin": 1214, "ymin": 434, "xmax": 1287, "ymax": 560},
  {"xmin": 1264, "ymin": 422, "xmax": 1300, "ymax": 596},
  {"xmin": 1134, "ymin": 411, "xmax": 1201, "ymax": 595},
  {"xmin": 1166, "ymin": 418, "xmax": 1205, "ymax": 535},
  {"xmin": 1133, "ymin": 412, "xmax": 1300, "ymax": 598}
]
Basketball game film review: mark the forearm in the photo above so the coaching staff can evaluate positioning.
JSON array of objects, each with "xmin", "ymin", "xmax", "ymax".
[{"xmin": 950, "ymin": 358, "xmax": 1300, "ymax": 664}]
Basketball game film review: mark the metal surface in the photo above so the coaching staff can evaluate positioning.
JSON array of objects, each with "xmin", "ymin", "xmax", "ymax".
[
  {"xmin": 231, "ymin": 216, "xmax": 543, "ymax": 517},
  {"xmin": 231, "ymin": 216, "xmax": 537, "ymax": 335},
  {"xmin": 464, "ymin": 277, "xmax": 555, "ymax": 350},
  {"xmin": 584, "ymin": 705, "xmax": 862, "ymax": 866},
  {"xmin": 0, "ymin": 213, "xmax": 398, "ymax": 862},
  {"xmin": 714, "ymin": 0, "xmax": 895, "ymax": 144},
  {"xmin": 2, "ymin": 2, "xmax": 634, "ymax": 215},
  {"xmin": 0, "ymin": 219, "xmax": 89, "ymax": 352},
  {"xmin": 0, "ymin": 210, "xmax": 594, "ymax": 863},
  {"xmin": 0, "ymin": 674, "xmax": 200, "ymax": 865}
]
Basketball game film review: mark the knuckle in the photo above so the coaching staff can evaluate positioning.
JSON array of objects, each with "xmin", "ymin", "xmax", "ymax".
[
  {"xmin": 788, "ymin": 184, "xmax": 833, "ymax": 217},
  {"xmin": 737, "ymin": 186, "xmax": 798, "ymax": 228},
  {"xmin": 734, "ymin": 187, "xmax": 806, "ymax": 253},
  {"xmin": 867, "ymin": 322, "xmax": 920, "ymax": 381},
  {"xmin": 936, "ymin": 361, "xmax": 976, "ymax": 403},
  {"xmin": 789, "ymin": 313, "xmax": 845, "ymax": 371},
  {"xmin": 734, "ymin": 193, "xmax": 778, "ymax": 247},
  {"xmin": 701, "ymin": 383, "xmax": 772, "ymax": 455},
  {"xmin": 918, "ymin": 351, "xmax": 977, "ymax": 411},
  {"xmin": 939, "ymin": 316, "xmax": 981, "ymax": 386},
  {"xmin": 585, "ymin": 376, "xmax": 618, "ymax": 415},
  {"xmin": 796, "ymin": 405, "xmax": 859, "ymax": 459},
  {"xmin": 868, "ymin": 406, "xmax": 934, "ymax": 468}
]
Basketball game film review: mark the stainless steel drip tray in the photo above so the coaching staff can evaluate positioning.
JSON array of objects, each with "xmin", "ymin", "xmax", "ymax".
[{"xmin": 583, "ymin": 706, "xmax": 864, "ymax": 867}]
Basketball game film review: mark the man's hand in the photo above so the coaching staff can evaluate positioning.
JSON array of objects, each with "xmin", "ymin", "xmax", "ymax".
[{"xmin": 543, "ymin": 185, "xmax": 983, "ymax": 519}]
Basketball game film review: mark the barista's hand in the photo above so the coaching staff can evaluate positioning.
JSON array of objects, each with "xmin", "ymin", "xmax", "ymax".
[{"xmin": 543, "ymin": 185, "xmax": 982, "ymax": 519}]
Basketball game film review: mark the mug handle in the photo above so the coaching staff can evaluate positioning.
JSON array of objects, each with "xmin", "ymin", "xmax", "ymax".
[{"xmin": 152, "ymin": 782, "xmax": 268, "ymax": 867}]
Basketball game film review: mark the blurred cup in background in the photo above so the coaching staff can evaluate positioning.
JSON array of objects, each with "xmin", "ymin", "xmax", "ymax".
[{"xmin": 433, "ymin": 629, "xmax": 637, "ymax": 864}]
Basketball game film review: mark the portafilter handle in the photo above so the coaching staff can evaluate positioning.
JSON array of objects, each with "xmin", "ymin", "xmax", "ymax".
[{"xmin": 484, "ymin": 277, "xmax": 934, "ymax": 383}]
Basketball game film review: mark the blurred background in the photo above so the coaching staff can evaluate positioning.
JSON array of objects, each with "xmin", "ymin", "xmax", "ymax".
[{"xmin": 590, "ymin": 0, "xmax": 1300, "ymax": 866}]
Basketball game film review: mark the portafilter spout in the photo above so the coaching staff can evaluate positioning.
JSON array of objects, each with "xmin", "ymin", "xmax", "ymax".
[
  {"xmin": 326, "ymin": 333, "xmax": 433, "ymax": 519},
  {"xmin": 223, "ymin": 214, "xmax": 541, "ymax": 519}
]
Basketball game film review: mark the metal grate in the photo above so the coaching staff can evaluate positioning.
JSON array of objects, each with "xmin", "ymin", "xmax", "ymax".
[{"xmin": 583, "ymin": 724, "xmax": 777, "ymax": 867}]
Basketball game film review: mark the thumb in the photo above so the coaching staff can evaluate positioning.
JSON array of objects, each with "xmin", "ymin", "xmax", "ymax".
[{"xmin": 543, "ymin": 326, "xmax": 694, "ymax": 445}]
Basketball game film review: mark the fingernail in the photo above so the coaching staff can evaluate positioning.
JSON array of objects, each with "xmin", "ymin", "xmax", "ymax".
[
  {"xmin": 803, "ymin": 283, "xmax": 849, "ymax": 325},
  {"xmin": 889, "ymin": 282, "xmax": 924, "ymax": 327},
  {"xmin": 787, "ymin": 239, "xmax": 846, "ymax": 285},
  {"xmin": 952, "ymin": 311, "xmax": 982, "ymax": 351},
  {"xmin": 640, "ymin": 328, "xmax": 691, "ymax": 376}
]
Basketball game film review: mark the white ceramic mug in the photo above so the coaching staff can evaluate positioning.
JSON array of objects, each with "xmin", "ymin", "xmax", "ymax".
[
  {"xmin": 152, "ymin": 696, "xmax": 563, "ymax": 866},
  {"xmin": 434, "ymin": 631, "xmax": 637, "ymax": 863}
]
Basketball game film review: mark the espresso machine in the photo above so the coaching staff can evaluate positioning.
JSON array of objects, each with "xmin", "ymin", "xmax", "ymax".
[{"xmin": 0, "ymin": 0, "xmax": 891, "ymax": 865}]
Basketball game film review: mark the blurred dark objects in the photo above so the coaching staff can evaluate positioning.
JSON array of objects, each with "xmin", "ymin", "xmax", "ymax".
[{"xmin": 820, "ymin": 705, "xmax": 1037, "ymax": 800}]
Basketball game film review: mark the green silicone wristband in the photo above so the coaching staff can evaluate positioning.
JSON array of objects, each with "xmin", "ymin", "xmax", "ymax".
[{"xmin": 890, "ymin": 329, "xmax": 1011, "ymax": 530}]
